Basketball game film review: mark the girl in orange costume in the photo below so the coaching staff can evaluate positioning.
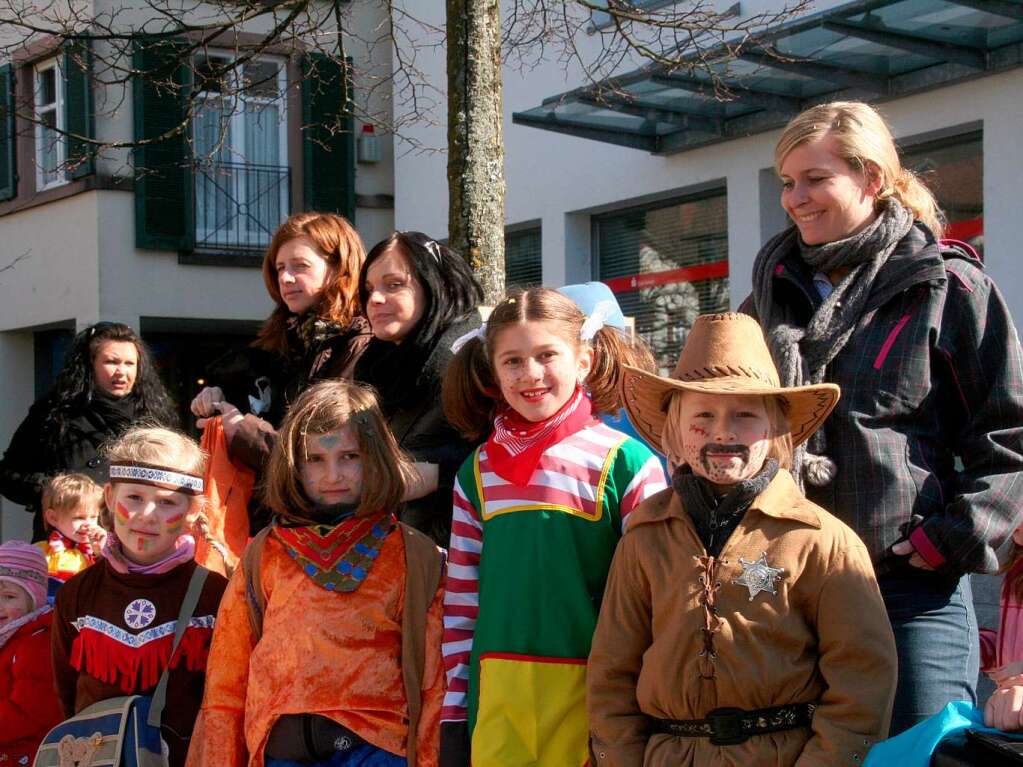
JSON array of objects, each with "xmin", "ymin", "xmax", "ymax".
[{"xmin": 187, "ymin": 380, "xmax": 445, "ymax": 767}]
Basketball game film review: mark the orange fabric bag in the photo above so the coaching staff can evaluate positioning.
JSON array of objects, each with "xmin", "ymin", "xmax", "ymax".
[{"xmin": 196, "ymin": 416, "xmax": 256, "ymax": 576}]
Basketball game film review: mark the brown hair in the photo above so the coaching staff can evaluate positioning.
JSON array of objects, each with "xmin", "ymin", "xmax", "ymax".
[
  {"xmin": 254, "ymin": 212, "xmax": 366, "ymax": 356},
  {"xmin": 660, "ymin": 392, "xmax": 793, "ymax": 472},
  {"xmin": 775, "ymin": 101, "xmax": 944, "ymax": 238},
  {"xmin": 42, "ymin": 473, "xmax": 103, "ymax": 518},
  {"xmin": 264, "ymin": 380, "xmax": 414, "ymax": 521},
  {"xmin": 442, "ymin": 287, "xmax": 656, "ymax": 440}
]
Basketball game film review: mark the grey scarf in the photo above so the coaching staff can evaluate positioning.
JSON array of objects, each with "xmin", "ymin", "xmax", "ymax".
[{"xmin": 751, "ymin": 199, "xmax": 915, "ymax": 487}]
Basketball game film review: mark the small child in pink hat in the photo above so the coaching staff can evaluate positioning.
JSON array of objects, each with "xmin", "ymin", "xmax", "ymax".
[{"xmin": 0, "ymin": 540, "xmax": 63, "ymax": 765}]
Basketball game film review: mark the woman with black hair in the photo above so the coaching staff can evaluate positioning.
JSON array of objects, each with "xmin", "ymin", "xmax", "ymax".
[
  {"xmin": 355, "ymin": 231, "xmax": 484, "ymax": 545},
  {"xmin": 0, "ymin": 322, "xmax": 176, "ymax": 539}
]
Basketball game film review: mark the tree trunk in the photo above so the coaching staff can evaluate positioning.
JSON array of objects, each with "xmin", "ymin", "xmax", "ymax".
[{"xmin": 447, "ymin": 0, "xmax": 505, "ymax": 305}]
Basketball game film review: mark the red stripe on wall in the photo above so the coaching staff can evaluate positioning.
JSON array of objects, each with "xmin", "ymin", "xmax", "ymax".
[{"xmin": 602, "ymin": 259, "xmax": 729, "ymax": 293}]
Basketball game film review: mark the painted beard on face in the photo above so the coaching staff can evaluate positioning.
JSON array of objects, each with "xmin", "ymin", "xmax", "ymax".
[{"xmin": 699, "ymin": 443, "xmax": 751, "ymax": 474}]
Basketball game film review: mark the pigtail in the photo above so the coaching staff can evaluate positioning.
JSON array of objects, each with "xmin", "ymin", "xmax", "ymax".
[
  {"xmin": 585, "ymin": 325, "xmax": 657, "ymax": 416},
  {"xmin": 192, "ymin": 511, "xmax": 234, "ymax": 576},
  {"xmin": 442, "ymin": 336, "xmax": 500, "ymax": 441}
]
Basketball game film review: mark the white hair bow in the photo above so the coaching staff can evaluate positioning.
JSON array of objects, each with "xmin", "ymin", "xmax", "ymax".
[
  {"xmin": 580, "ymin": 300, "xmax": 618, "ymax": 341},
  {"xmin": 451, "ymin": 323, "xmax": 487, "ymax": 353}
]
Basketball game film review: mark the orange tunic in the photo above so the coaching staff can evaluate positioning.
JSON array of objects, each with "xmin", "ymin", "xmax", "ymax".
[{"xmin": 186, "ymin": 528, "xmax": 444, "ymax": 767}]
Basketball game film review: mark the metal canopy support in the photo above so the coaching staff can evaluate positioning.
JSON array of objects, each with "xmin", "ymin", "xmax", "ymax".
[
  {"xmin": 649, "ymin": 72, "xmax": 802, "ymax": 114},
  {"xmin": 510, "ymin": 113, "xmax": 657, "ymax": 152},
  {"xmin": 575, "ymin": 94, "xmax": 723, "ymax": 134},
  {"xmin": 944, "ymin": 0, "xmax": 1023, "ymax": 21},
  {"xmin": 822, "ymin": 18, "xmax": 987, "ymax": 68},
  {"xmin": 738, "ymin": 47, "xmax": 890, "ymax": 93}
]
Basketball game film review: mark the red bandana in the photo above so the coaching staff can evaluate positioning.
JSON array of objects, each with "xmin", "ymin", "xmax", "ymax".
[{"xmin": 486, "ymin": 387, "xmax": 597, "ymax": 486}]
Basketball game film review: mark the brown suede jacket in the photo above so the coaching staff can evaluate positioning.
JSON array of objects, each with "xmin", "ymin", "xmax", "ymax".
[{"xmin": 587, "ymin": 470, "xmax": 897, "ymax": 767}]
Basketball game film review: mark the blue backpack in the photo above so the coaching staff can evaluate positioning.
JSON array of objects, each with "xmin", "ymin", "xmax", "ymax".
[{"xmin": 32, "ymin": 567, "xmax": 208, "ymax": 767}]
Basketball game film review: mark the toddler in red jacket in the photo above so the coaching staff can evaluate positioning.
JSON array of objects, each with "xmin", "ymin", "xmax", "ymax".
[{"xmin": 0, "ymin": 540, "xmax": 63, "ymax": 764}]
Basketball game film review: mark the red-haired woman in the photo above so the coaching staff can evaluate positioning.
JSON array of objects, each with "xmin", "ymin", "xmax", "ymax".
[{"xmin": 190, "ymin": 212, "xmax": 371, "ymax": 474}]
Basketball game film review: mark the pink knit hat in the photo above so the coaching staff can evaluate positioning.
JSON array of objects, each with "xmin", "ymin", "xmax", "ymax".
[{"xmin": 0, "ymin": 541, "xmax": 48, "ymax": 610}]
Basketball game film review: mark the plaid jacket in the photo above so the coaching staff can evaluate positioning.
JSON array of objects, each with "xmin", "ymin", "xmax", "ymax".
[{"xmin": 745, "ymin": 225, "xmax": 1023, "ymax": 574}]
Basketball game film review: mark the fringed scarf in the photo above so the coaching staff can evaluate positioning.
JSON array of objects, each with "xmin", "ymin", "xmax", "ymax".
[
  {"xmin": 751, "ymin": 199, "xmax": 915, "ymax": 488},
  {"xmin": 486, "ymin": 387, "xmax": 596, "ymax": 486}
]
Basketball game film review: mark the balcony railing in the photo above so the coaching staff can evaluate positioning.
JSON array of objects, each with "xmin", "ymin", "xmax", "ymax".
[{"xmin": 194, "ymin": 161, "xmax": 290, "ymax": 253}]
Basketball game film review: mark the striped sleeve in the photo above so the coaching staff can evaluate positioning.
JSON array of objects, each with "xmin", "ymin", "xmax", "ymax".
[
  {"xmin": 441, "ymin": 472, "xmax": 483, "ymax": 722},
  {"xmin": 615, "ymin": 440, "xmax": 668, "ymax": 532}
]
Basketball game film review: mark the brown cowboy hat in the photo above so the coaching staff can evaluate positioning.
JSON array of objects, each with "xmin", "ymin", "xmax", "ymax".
[{"xmin": 620, "ymin": 312, "xmax": 840, "ymax": 452}]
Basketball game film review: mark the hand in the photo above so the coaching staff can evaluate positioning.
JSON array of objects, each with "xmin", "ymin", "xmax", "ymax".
[
  {"xmin": 890, "ymin": 539, "xmax": 935, "ymax": 571},
  {"xmin": 985, "ymin": 684, "xmax": 1023, "ymax": 731},
  {"xmin": 196, "ymin": 400, "xmax": 246, "ymax": 435},
  {"xmin": 191, "ymin": 386, "xmax": 225, "ymax": 418},
  {"xmin": 87, "ymin": 525, "xmax": 107, "ymax": 552}
]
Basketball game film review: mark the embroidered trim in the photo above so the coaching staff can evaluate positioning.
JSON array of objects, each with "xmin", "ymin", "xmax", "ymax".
[
  {"xmin": 109, "ymin": 462, "xmax": 204, "ymax": 495},
  {"xmin": 274, "ymin": 514, "xmax": 395, "ymax": 592},
  {"xmin": 71, "ymin": 615, "xmax": 215, "ymax": 648}
]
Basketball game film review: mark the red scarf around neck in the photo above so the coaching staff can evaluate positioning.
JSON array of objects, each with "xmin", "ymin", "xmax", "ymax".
[
  {"xmin": 49, "ymin": 529, "xmax": 95, "ymax": 561},
  {"xmin": 486, "ymin": 387, "xmax": 596, "ymax": 486}
]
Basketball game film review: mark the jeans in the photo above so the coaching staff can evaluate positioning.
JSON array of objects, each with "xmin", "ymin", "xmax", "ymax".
[
  {"xmin": 880, "ymin": 573, "xmax": 979, "ymax": 736},
  {"xmin": 265, "ymin": 744, "xmax": 405, "ymax": 767}
]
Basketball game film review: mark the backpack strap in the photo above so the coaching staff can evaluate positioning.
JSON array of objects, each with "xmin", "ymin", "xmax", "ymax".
[
  {"xmin": 148, "ymin": 565, "xmax": 209, "ymax": 728},
  {"xmin": 242, "ymin": 526, "xmax": 273, "ymax": 640},
  {"xmin": 399, "ymin": 522, "xmax": 444, "ymax": 767}
]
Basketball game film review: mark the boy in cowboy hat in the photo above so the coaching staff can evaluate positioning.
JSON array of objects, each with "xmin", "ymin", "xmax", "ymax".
[{"xmin": 587, "ymin": 312, "xmax": 897, "ymax": 767}]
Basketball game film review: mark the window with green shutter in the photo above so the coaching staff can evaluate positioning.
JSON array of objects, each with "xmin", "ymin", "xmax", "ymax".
[
  {"xmin": 594, "ymin": 191, "xmax": 729, "ymax": 373},
  {"xmin": 0, "ymin": 63, "xmax": 15, "ymax": 201},
  {"xmin": 133, "ymin": 37, "xmax": 193, "ymax": 251},
  {"xmin": 505, "ymin": 226, "xmax": 542, "ymax": 289},
  {"xmin": 302, "ymin": 53, "xmax": 355, "ymax": 222},
  {"xmin": 64, "ymin": 41, "xmax": 95, "ymax": 180}
]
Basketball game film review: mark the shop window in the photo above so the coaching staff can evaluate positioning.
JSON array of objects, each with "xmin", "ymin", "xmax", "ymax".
[
  {"xmin": 505, "ymin": 226, "xmax": 542, "ymax": 290},
  {"xmin": 594, "ymin": 191, "xmax": 729, "ymax": 373},
  {"xmin": 901, "ymin": 130, "xmax": 983, "ymax": 258}
]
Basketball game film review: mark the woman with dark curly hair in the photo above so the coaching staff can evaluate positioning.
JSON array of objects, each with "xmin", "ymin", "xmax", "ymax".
[
  {"xmin": 0, "ymin": 322, "xmax": 177, "ymax": 539},
  {"xmin": 355, "ymin": 231, "xmax": 484, "ymax": 545}
]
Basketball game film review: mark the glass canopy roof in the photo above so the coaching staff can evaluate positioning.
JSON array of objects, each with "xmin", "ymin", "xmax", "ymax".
[{"xmin": 512, "ymin": 0, "xmax": 1023, "ymax": 153}]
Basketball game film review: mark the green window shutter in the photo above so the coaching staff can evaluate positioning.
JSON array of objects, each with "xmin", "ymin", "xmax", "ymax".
[
  {"xmin": 133, "ymin": 37, "xmax": 193, "ymax": 251},
  {"xmin": 0, "ymin": 63, "xmax": 16, "ymax": 201},
  {"xmin": 302, "ymin": 53, "xmax": 355, "ymax": 221},
  {"xmin": 64, "ymin": 41, "xmax": 95, "ymax": 179},
  {"xmin": 505, "ymin": 227, "xmax": 542, "ymax": 289}
]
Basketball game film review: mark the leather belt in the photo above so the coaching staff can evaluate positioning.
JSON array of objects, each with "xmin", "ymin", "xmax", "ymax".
[{"xmin": 650, "ymin": 702, "xmax": 817, "ymax": 746}]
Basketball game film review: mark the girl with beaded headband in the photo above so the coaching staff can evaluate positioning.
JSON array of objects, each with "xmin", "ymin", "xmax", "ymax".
[
  {"xmin": 50, "ymin": 427, "xmax": 230, "ymax": 767},
  {"xmin": 438, "ymin": 287, "xmax": 668, "ymax": 767},
  {"xmin": 188, "ymin": 380, "xmax": 445, "ymax": 767}
]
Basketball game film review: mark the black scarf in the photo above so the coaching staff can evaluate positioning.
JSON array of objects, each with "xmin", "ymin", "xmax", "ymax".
[
  {"xmin": 84, "ymin": 388, "xmax": 140, "ymax": 434},
  {"xmin": 673, "ymin": 459, "xmax": 779, "ymax": 557}
]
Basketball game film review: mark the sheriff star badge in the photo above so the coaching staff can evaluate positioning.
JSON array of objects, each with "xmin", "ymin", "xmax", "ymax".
[{"xmin": 732, "ymin": 553, "xmax": 786, "ymax": 601}]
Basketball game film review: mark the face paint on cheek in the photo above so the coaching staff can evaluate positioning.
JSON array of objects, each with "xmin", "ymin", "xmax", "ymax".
[
  {"xmin": 115, "ymin": 502, "xmax": 131, "ymax": 524},
  {"xmin": 688, "ymin": 424, "xmax": 708, "ymax": 437},
  {"xmin": 164, "ymin": 513, "xmax": 185, "ymax": 535}
]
